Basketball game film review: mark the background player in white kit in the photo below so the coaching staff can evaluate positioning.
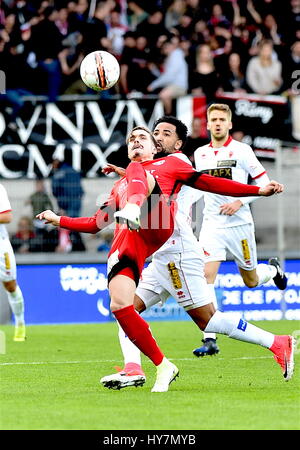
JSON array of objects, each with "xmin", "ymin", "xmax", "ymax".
[
  {"xmin": 193, "ymin": 103, "xmax": 287, "ymax": 357},
  {"xmin": 0, "ymin": 184, "xmax": 26, "ymax": 341}
]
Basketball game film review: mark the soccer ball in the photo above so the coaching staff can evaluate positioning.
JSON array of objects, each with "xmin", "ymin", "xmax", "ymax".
[{"xmin": 80, "ymin": 51, "xmax": 120, "ymax": 92}]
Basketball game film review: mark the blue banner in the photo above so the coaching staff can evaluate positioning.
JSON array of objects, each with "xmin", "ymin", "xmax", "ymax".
[{"xmin": 18, "ymin": 260, "xmax": 300, "ymax": 325}]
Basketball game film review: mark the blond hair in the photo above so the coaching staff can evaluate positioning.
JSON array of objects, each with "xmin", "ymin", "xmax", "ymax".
[{"xmin": 207, "ymin": 103, "xmax": 232, "ymax": 121}]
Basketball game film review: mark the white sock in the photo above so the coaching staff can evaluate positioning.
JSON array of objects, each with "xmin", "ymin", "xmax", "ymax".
[
  {"xmin": 117, "ymin": 320, "xmax": 141, "ymax": 366},
  {"xmin": 203, "ymin": 284, "xmax": 217, "ymax": 340},
  {"xmin": 204, "ymin": 310, "xmax": 274, "ymax": 348},
  {"xmin": 7, "ymin": 286, "xmax": 25, "ymax": 326},
  {"xmin": 256, "ymin": 263, "xmax": 276, "ymax": 286}
]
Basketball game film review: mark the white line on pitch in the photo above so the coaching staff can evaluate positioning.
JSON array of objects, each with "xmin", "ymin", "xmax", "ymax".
[{"xmin": 0, "ymin": 356, "xmax": 272, "ymax": 366}]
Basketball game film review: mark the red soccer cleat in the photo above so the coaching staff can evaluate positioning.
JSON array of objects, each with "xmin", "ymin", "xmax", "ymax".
[
  {"xmin": 100, "ymin": 362, "xmax": 146, "ymax": 390},
  {"xmin": 269, "ymin": 335, "xmax": 296, "ymax": 381}
]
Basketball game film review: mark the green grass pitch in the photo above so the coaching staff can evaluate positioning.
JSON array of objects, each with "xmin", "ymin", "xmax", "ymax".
[{"xmin": 0, "ymin": 320, "xmax": 299, "ymax": 430}]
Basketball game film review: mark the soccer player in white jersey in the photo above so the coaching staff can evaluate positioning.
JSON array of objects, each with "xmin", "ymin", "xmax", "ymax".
[
  {"xmin": 192, "ymin": 103, "xmax": 287, "ymax": 357},
  {"xmin": 0, "ymin": 184, "xmax": 26, "ymax": 341},
  {"xmin": 99, "ymin": 117, "xmax": 295, "ymax": 391}
]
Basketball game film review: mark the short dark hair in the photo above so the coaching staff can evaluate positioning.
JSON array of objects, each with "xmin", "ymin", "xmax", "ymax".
[
  {"xmin": 127, "ymin": 126, "xmax": 157, "ymax": 147},
  {"xmin": 152, "ymin": 116, "xmax": 188, "ymax": 147}
]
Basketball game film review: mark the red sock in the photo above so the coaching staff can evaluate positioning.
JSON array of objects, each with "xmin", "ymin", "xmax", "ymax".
[
  {"xmin": 126, "ymin": 161, "xmax": 148, "ymax": 206},
  {"xmin": 113, "ymin": 305, "xmax": 164, "ymax": 366}
]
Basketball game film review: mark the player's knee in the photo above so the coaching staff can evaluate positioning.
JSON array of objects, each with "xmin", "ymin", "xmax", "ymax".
[
  {"xmin": 243, "ymin": 278, "xmax": 258, "ymax": 288},
  {"xmin": 3, "ymin": 280, "xmax": 17, "ymax": 293},
  {"xmin": 110, "ymin": 297, "xmax": 123, "ymax": 312}
]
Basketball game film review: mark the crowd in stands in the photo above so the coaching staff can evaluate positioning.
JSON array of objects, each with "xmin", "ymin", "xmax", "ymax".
[
  {"xmin": 0, "ymin": 0, "xmax": 299, "ymax": 108},
  {"xmin": 1, "ymin": 0, "xmax": 299, "ymax": 252}
]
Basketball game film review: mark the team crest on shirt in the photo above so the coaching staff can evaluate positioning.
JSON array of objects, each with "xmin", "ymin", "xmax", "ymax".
[{"xmin": 177, "ymin": 290, "xmax": 186, "ymax": 299}]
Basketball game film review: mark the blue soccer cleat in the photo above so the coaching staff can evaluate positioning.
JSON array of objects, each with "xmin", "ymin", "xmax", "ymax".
[{"xmin": 193, "ymin": 338, "xmax": 220, "ymax": 357}]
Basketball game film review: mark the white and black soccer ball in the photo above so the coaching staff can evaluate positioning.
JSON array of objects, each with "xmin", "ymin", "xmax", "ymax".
[{"xmin": 80, "ymin": 50, "xmax": 120, "ymax": 91}]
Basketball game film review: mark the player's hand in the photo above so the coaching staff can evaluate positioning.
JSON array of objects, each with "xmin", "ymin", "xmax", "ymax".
[
  {"xmin": 258, "ymin": 180, "xmax": 284, "ymax": 196},
  {"xmin": 220, "ymin": 200, "xmax": 243, "ymax": 215},
  {"xmin": 36, "ymin": 210, "xmax": 61, "ymax": 226},
  {"xmin": 102, "ymin": 164, "xmax": 125, "ymax": 177}
]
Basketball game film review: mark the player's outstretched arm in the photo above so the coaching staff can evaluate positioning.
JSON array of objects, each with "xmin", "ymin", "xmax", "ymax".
[
  {"xmin": 185, "ymin": 172, "xmax": 284, "ymax": 198},
  {"xmin": 258, "ymin": 180, "xmax": 284, "ymax": 196}
]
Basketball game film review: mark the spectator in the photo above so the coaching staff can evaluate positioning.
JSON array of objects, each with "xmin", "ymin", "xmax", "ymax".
[
  {"xmin": 283, "ymin": 0, "xmax": 300, "ymax": 45},
  {"xmin": 119, "ymin": 31, "xmax": 138, "ymax": 95},
  {"xmin": 208, "ymin": 3, "xmax": 231, "ymax": 31},
  {"xmin": 221, "ymin": 52, "xmax": 248, "ymax": 93},
  {"xmin": 26, "ymin": 179, "xmax": 54, "ymax": 224},
  {"xmin": 246, "ymin": 39, "xmax": 282, "ymax": 95},
  {"xmin": 68, "ymin": 0, "xmax": 89, "ymax": 35},
  {"xmin": 51, "ymin": 157, "xmax": 84, "ymax": 217},
  {"xmin": 0, "ymin": 21, "xmax": 37, "ymax": 129},
  {"xmin": 80, "ymin": 0, "xmax": 114, "ymax": 55},
  {"xmin": 54, "ymin": 6, "xmax": 70, "ymax": 38},
  {"xmin": 10, "ymin": 216, "xmax": 40, "ymax": 253},
  {"xmin": 50, "ymin": 157, "xmax": 85, "ymax": 252},
  {"xmin": 185, "ymin": 0, "xmax": 210, "ymax": 24},
  {"xmin": 164, "ymin": 0, "xmax": 186, "ymax": 30},
  {"xmin": 55, "ymin": 227, "xmax": 86, "ymax": 253},
  {"xmin": 30, "ymin": 6, "xmax": 63, "ymax": 101},
  {"xmin": 136, "ymin": 10, "xmax": 169, "ymax": 48},
  {"xmin": 261, "ymin": 14, "xmax": 282, "ymax": 46},
  {"xmin": 58, "ymin": 35, "xmax": 85, "ymax": 94},
  {"xmin": 184, "ymin": 116, "xmax": 208, "ymax": 162},
  {"xmin": 173, "ymin": 12, "xmax": 195, "ymax": 42},
  {"xmin": 191, "ymin": 19, "xmax": 211, "ymax": 47},
  {"xmin": 190, "ymin": 43, "xmax": 222, "ymax": 103},
  {"xmin": 147, "ymin": 38, "xmax": 188, "ymax": 115},
  {"xmin": 107, "ymin": 10, "xmax": 128, "ymax": 57},
  {"xmin": 127, "ymin": 1, "xmax": 149, "ymax": 31}
]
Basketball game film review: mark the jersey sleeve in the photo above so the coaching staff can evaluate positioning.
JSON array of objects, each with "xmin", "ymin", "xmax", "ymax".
[
  {"xmin": 60, "ymin": 185, "xmax": 117, "ymax": 233},
  {"xmin": 240, "ymin": 172, "xmax": 271, "ymax": 205},
  {"xmin": 241, "ymin": 145, "xmax": 267, "ymax": 179},
  {"xmin": 166, "ymin": 157, "xmax": 260, "ymax": 197},
  {"xmin": 0, "ymin": 184, "xmax": 12, "ymax": 213}
]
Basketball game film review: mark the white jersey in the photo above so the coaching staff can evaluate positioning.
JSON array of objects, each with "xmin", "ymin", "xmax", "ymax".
[
  {"xmin": 194, "ymin": 137, "xmax": 268, "ymax": 228},
  {"xmin": 0, "ymin": 184, "xmax": 11, "ymax": 240},
  {"xmin": 154, "ymin": 153, "xmax": 203, "ymax": 255}
]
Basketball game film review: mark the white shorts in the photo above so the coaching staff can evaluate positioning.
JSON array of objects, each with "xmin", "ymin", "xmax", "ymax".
[
  {"xmin": 199, "ymin": 223, "xmax": 257, "ymax": 270},
  {"xmin": 136, "ymin": 249, "xmax": 211, "ymax": 311},
  {"xmin": 0, "ymin": 238, "xmax": 17, "ymax": 282}
]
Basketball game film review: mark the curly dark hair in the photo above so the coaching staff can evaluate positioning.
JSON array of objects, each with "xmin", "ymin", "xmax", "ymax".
[{"xmin": 152, "ymin": 116, "xmax": 188, "ymax": 148}]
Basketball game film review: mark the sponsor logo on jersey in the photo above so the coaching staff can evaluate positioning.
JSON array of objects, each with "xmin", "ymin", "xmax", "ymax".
[
  {"xmin": 201, "ymin": 168, "xmax": 233, "ymax": 179},
  {"xmin": 217, "ymin": 160, "xmax": 237, "ymax": 167},
  {"xmin": 168, "ymin": 262, "xmax": 182, "ymax": 289},
  {"xmin": 152, "ymin": 160, "xmax": 166, "ymax": 166}
]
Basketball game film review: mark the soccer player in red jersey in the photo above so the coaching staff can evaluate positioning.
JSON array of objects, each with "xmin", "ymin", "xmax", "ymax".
[{"xmin": 37, "ymin": 126, "xmax": 286, "ymax": 392}]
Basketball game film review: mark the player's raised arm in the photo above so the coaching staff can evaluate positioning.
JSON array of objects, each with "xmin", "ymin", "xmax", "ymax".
[{"xmin": 166, "ymin": 157, "xmax": 284, "ymax": 197}]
